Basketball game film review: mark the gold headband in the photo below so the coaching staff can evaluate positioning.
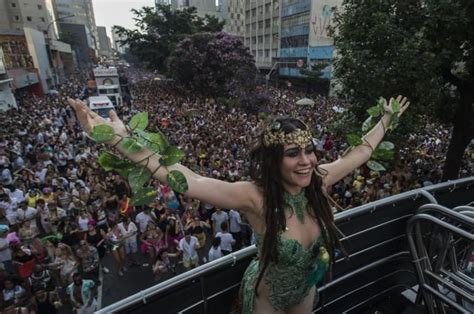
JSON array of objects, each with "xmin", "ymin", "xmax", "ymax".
[{"xmin": 263, "ymin": 121, "xmax": 313, "ymax": 148}]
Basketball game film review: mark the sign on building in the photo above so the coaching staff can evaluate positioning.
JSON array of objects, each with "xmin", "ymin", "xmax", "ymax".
[{"xmin": 309, "ymin": 0, "xmax": 341, "ymax": 47}]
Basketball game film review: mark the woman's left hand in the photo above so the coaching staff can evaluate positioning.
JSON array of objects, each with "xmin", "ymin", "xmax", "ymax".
[{"xmin": 382, "ymin": 95, "xmax": 410, "ymax": 117}]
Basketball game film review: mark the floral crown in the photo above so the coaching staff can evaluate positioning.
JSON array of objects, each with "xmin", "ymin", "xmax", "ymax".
[{"xmin": 262, "ymin": 120, "xmax": 313, "ymax": 149}]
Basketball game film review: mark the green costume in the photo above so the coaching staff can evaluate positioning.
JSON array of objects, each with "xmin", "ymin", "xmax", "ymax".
[{"xmin": 240, "ymin": 192, "xmax": 330, "ymax": 313}]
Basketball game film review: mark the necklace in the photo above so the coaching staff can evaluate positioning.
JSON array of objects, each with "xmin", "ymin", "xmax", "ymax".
[{"xmin": 283, "ymin": 189, "xmax": 308, "ymax": 224}]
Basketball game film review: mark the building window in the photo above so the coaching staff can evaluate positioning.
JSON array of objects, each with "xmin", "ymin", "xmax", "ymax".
[
  {"xmin": 265, "ymin": 19, "xmax": 271, "ymax": 28},
  {"xmin": 11, "ymin": 3, "xmax": 16, "ymax": 7},
  {"xmin": 41, "ymin": 17, "xmax": 45, "ymax": 22},
  {"xmin": 265, "ymin": 49, "xmax": 270, "ymax": 57},
  {"xmin": 26, "ymin": 16, "xmax": 32, "ymax": 21},
  {"xmin": 38, "ymin": 4, "xmax": 42, "ymax": 9},
  {"xmin": 14, "ymin": 16, "xmax": 20, "ymax": 21}
]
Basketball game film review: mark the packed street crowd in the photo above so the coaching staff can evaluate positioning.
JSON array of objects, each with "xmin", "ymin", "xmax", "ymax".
[{"xmin": 0, "ymin": 69, "xmax": 472, "ymax": 313}]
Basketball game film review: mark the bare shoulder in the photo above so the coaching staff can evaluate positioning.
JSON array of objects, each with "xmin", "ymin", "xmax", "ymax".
[{"xmin": 235, "ymin": 181, "xmax": 264, "ymax": 215}]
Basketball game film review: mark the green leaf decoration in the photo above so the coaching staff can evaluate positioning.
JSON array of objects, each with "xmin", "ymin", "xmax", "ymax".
[
  {"xmin": 367, "ymin": 160, "xmax": 386, "ymax": 171},
  {"xmin": 372, "ymin": 148, "xmax": 394, "ymax": 161},
  {"xmin": 98, "ymin": 151, "xmax": 132, "ymax": 171},
  {"xmin": 160, "ymin": 146, "xmax": 185, "ymax": 166},
  {"xmin": 346, "ymin": 133, "xmax": 363, "ymax": 146},
  {"xmin": 362, "ymin": 116, "xmax": 376, "ymax": 132},
  {"xmin": 388, "ymin": 114, "xmax": 400, "ymax": 131},
  {"xmin": 136, "ymin": 130, "xmax": 169, "ymax": 153},
  {"xmin": 167, "ymin": 170, "xmax": 188, "ymax": 193},
  {"xmin": 91, "ymin": 125, "xmax": 115, "ymax": 143},
  {"xmin": 377, "ymin": 141, "xmax": 395, "ymax": 151},
  {"xmin": 128, "ymin": 166, "xmax": 152, "ymax": 192},
  {"xmin": 391, "ymin": 99, "xmax": 401, "ymax": 113},
  {"xmin": 377, "ymin": 97, "xmax": 386, "ymax": 108},
  {"xmin": 129, "ymin": 112, "xmax": 149, "ymax": 131},
  {"xmin": 122, "ymin": 137, "xmax": 143, "ymax": 153},
  {"xmin": 367, "ymin": 106, "xmax": 381, "ymax": 117},
  {"xmin": 132, "ymin": 187, "xmax": 157, "ymax": 206}
]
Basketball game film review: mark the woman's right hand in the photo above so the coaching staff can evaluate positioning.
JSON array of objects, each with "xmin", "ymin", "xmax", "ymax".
[{"xmin": 67, "ymin": 98, "xmax": 128, "ymax": 145}]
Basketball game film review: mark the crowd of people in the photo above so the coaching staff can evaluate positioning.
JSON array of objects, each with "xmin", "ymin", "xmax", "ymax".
[{"xmin": 0, "ymin": 69, "xmax": 471, "ymax": 313}]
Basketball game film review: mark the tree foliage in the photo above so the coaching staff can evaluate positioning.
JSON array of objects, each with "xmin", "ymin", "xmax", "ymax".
[
  {"xmin": 113, "ymin": 4, "xmax": 225, "ymax": 71},
  {"xmin": 331, "ymin": 0, "xmax": 474, "ymax": 179},
  {"xmin": 167, "ymin": 32, "xmax": 257, "ymax": 97}
]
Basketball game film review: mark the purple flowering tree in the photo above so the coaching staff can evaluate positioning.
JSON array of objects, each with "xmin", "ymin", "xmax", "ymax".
[{"xmin": 168, "ymin": 32, "xmax": 257, "ymax": 97}]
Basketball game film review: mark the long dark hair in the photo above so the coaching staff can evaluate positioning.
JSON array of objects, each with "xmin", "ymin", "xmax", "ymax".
[{"xmin": 249, "ymin": 116, "xmax": 342, "ymax": 296}]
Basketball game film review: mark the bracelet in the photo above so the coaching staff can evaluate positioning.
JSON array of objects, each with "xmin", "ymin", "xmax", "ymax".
[
  {"xmin": 361, "ymin": 136, "xmax": 374, "ymax": 153},
  {"xmin": 380, "ymin": 118, "xmax": 387, "ymax": 134}
]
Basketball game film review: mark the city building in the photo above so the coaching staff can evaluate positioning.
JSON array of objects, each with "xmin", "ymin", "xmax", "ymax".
[
  {"xmin": 278, "ymin": 0, "xmax": 341, "ymax": 80},
  {"xmin": 0, "ymin": 0, "xmax": 53, "ymax": 36},
  {"xmin": 172, "ymin": 0, "xmax": 218, "ymax": 18},
  {"xmin": 53, "ymin": 0, "xmax": 98, "ymax": 51},
  {"xmin": 97, "ymin": 26, "xmax": 112, "ymax": 57},
  {"xmin": 0, "ymin": 30, "xmax": 43, "ymax": 95},
  {"xmin": 59, "ymin": 23, "xmax": 96, "ymax": 69},
  {"xmin": 0, "ymin": 46, "xmax": 17, "ymax": 111},
  {"xmin": 111, "ymin": 27, "xmax": 128, "ymax": 55},
  {"xmin": 243, "ymin": 0, "xmax": 280, "ymax": 70},
  {"xmin": 220, "ymin": 0, "xmax": 245, "ymax": 39}
]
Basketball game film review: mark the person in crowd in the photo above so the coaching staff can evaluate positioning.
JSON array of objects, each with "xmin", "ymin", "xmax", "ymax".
[
  {"xmin": 208, "ymin": 237, "xmax": 223, "ymax": 262},
  {"xmin": 135, "ymin": 206, "xmax": 156, "ymax": 234},
  {"xmin": 228, "ymin": 208, "xmax": 243, "ymax": 250},
  {"xmin": 2, "ymin": 276, "xmax": 28, "ymax": 307},
  {"xmin": 48, "ymin": 243, "xmax": 78, "ymax": 287},
  {"xmin": 178, "ymin": 231, "xmax": 200, "ymax": 269},
  {"xmin": 66, "ymin": 272, "xmax": 97, "ymax": 314},
  {"xmin": 31, "ymin": 288, "xmax": 62, "ymax": 314},
  {"xmin": 68, "ymin": 95, "xmax": 410, "ymax": 312},
  {"xmin": 27, "ymin": 264, "xmax": 55, "ymax": 293},
  {"xmin": 105, "ymin": 221, "xmax": 126, "ymax": 276},
  {"xmin": 185, "ymin": 215, "xmax": 210, "ymax": 249},
  {"xmin": 140, "ymin": 221, "xmax": 166, "ymax": 267},
  {"xmin": 76, "ymin": 240, "xmax": 100, "ymax": 282},
  {"xmin": 0, "ymin": 225, "xmax": 14, "ymax": 274},
  {"xmin": 152, "ymin": 249, "xmax": 177, "ymax": 281},
  {"xmin": 118, "ymin": 215, "xmax": 139, "ymax": 267},
  {"xmin": 211, "ymin": 208, "xmax": 229, "ymax": 235},
  {"xmin": 215, "ymin": 222, "xmax": 235, "ymax": 255},
  {"xmin": 83, "ymin": 222, "xmax": 108, "ymax": 273}
]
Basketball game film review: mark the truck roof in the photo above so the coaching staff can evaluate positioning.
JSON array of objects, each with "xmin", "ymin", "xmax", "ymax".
[{"xmin": 89, "ymin": 96, "xmax": 113, "ymax": 103}]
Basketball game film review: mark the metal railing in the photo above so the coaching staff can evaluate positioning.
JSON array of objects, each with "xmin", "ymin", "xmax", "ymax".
[
  {"xmin": 407, "ymin": 201, "xmax": 474, "ymax": 313},
  {"xmin": 97, "ymin": 177, "xmax": 474, "ymax": 313}
]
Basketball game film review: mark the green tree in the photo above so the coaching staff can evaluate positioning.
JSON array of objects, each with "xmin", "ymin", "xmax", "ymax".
[
  {"xmin": 113, "ymin": 5, "xmax": 224, "ymax": 71},
  {"xmin": 167, "ymin": 32, "xmax": 256, "ymax": 97},
  {"xmin": 331, "ymin": 0, "xmax": 474, "ymax": 180}
]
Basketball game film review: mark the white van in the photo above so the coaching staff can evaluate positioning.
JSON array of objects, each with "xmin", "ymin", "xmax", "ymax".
[
  {"xmin": 97, "ymin": 84, "xmax": 123, "ymax": 107},
  {"xmin": 88, "ymin": 96, "xmax": 115, "ymax": 120}
]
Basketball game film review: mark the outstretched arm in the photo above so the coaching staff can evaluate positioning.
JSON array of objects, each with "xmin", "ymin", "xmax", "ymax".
[
  {"xmin": 68, "ymin": 99, "xmax": 260, "ymax": 213},
  {"xmin": 319, "ymin": 95, "xmax": 410, "ymax": 187}
]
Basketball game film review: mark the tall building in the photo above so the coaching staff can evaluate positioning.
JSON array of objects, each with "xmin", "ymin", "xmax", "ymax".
[
  {"xmin": 220, "ymin": 0, "xmax": 245, "ymax": 39},
  {"xmin": 111, "ymin": 27, "xmax": 128, "ymax": 55},
  {"xmin": 174, "ymin": 0, "xmax": 218, "ymax": 18},
  {"xmin": 244, "ymin": 0, "xmax": 280, "ymax": 70},
  {"xmin": 97, "ymin": 26, "xmax": 112, "ymax": 57},
  {"xmin": 279, "ymin": 0, "xmax": 341, "ymax": 79},
  {"xmin": 53, "ymin": 0, "xmax": 98, "ymax": 50},
  {"xmin": 0, "ymin": 0, "xmax": 53, "ymax": 36},
  {"xmin": 0, "ymin": 30, "xmax": 43, "ymax": 94}
]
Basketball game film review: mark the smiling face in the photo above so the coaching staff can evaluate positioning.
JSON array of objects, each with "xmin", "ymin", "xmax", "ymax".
[{"xmin": 280, "ymin": 142, "xmax": 317, "ymax": 195}]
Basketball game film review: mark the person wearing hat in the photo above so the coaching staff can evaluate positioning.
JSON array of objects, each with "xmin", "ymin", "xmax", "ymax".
[{"xmin": 0, "ymin": 225, "xmax": 13, "ymax": 274}]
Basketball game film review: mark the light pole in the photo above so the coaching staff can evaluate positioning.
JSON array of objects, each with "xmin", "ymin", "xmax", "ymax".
[{"xmin": 46, "ymin": 14, "xmax": 75, "ymax": 88}]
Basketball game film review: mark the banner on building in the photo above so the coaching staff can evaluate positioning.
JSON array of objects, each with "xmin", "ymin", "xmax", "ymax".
[{"xmin": 309, "ymin": 0, "xmax": 341, "ymax": 47}]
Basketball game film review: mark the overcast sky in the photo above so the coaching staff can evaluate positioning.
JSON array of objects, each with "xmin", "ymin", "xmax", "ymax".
[{"xmin": 92, "ymin": 0, "xmax": 155, "ymax": 37}]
